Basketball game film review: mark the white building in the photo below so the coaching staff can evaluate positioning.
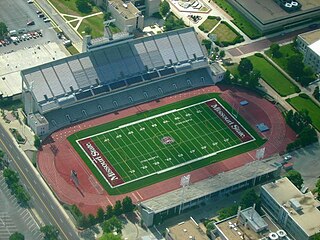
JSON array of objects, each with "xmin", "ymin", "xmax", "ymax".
[
  {"xmin": 261, "ymin": 177, "xmax": 320, "ymax": 240},
  {"xmin": 297, "ymin": 29, "xmax": 320, "ymax": 73}
]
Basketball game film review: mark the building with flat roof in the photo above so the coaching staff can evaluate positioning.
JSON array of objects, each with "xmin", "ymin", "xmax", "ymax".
[
  {"xmin": 21, "ymin": 28, "xmax": 221, "ymax": 136},
  {"xmin": 261, "ymin": 177, "xmax": 320, "ymax": 240},
  {"xmin": 214, "ymin": 206, "xmax": 288, "ymax": 240},
  {"xmin": 297, "ymin": 29, "xmax": 320, "ymax": 73},
  {"xmin": 165, "ymin": 218, "xmax": 209, "ymax": 240},
  {"xmin": 108, "ymin": 0, "xmax": 144, "ymax": 33},
  {"xmin": 138, "ymin": 156, "xmax": 281, "ymax": 227},
  {"xmin": 226, "ymin": 0, "xmax": 320, "ymax": 34}
]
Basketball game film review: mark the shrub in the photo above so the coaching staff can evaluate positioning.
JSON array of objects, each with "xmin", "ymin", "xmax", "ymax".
[
  {"xmin": 254, "ymin": 53, "xmax": 264, "ymax": 58},
  {"xmin": 299, "ymin": 93, "xmax": 310, "ymax": 99}
]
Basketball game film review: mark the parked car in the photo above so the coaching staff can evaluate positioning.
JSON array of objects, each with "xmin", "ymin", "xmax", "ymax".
[
  {"xmin": 27, "ymin": 0, "xmax": 34, "ymax": 3},
  {"xmin": 27, "ymin": 20, "xmax": 35, "ymax": 26},
  {"xmin": 44, "ymin": 18, "xmax": 51, "ymax": 23}
]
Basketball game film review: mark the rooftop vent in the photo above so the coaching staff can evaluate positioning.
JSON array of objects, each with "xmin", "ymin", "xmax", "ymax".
[{"xmin": 269, "ymin": 232, "xmax": 279, "ymax": 240}]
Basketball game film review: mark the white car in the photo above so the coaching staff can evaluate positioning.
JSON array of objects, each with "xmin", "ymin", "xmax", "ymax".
[
  {"xmin": 283, "ymin": 154, "xmax": 292, "ymax": 161},
  {"xmin": 27, "ymin": 0, "xmax": 34, "ymax": 3}
]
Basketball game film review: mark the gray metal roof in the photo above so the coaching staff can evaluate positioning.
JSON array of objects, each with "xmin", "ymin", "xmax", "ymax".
[
  {"xmin": 22, "ymin": 28, "xmax": 206, "ymax": 108},
  {"xmin": 140, "ymin": 156, "xmax": 281, "ymax": 214}
]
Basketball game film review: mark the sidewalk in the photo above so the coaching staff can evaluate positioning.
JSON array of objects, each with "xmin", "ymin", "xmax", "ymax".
[{"xmin": 0, "ymin": 109, "xmax": 36, "ymax": 152}]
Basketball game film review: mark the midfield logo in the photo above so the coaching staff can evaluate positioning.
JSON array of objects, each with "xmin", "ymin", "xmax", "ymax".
[{"xmin": 161, "ymin": 136, "xmax": 175, "ymax": 145}]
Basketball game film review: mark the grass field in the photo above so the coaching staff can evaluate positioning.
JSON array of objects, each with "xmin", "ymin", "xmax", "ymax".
[
  {"xmin": 68, "ymin": 94, "xmax": 264, "ymax": 194},
  {"xmin": 49, "ymin": 0, "xmax": 101, "ymax": 16},
  {"xmin": 78, "ymin": 14, "xmax": 104, "ymax": 38},
  {"xmin": 248, "ymin": 55, "xmax": 299, "ymax": 96},
  {"xmin": 212, "ymin": 0, "xmax": 262, "ymax": 39},
  {"xmin": 199, "ymin": 17, "xmax": 219, "ymax": 33},
  {"xmin": 287, "ymin": 95, "xmax": 320, "ymax": 131},
  {"xmin": 212, "ymin": 22, "xmax": 238, "ymax": 42}
]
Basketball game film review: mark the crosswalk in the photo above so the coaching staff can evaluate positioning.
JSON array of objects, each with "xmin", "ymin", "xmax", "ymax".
[{"xmin": 0, "ymin": 174, "xmax": 42, "ymax": 240}]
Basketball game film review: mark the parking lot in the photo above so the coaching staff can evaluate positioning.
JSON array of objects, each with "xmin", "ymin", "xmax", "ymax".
[
  {"xmin": 0, "ymin": 174, "xmax": 42, "ymax": 240},
  {"xmin": 0, "ymin": 0, "xmax": 60, "ymax": 53}
]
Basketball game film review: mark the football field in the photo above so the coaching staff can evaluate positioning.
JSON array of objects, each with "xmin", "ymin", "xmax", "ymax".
[{"xmin": 74, "ymin": 96, "xmax": 257, "ymax": 190}]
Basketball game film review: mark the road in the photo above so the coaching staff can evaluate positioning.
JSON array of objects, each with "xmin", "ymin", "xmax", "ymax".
[
  {"xmin": 0, "ymin": 124, "xmax": 80, "ymax": 240},
  {"xmin": 34, "ymin": 0, "xmax": 83, "ymax": 51}
]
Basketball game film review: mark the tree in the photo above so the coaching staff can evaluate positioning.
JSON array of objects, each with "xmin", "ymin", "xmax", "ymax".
[
  {"xmin": 104, "ymin": 12, "xmax": 112, "ymax": 21},
  {"xmin": 217, "ymin": 205, "xmax": 238, "ymax": 220},
  {"xmin": 40, "ymin": 225, "xmax": 59, "ymax": 240},
  {"xmin": 99, "ymin": 233, "xmax": 122, "ymax": 240},
  {"xmin": 164, "ymin": 14, "xmax": 184, "ymax": 32},
  {"xmin": 9, "ymin": 232, "xmax": 24, "ymax": 240},
  {"xmin": 77, "ymin": 214, "xmax": 89, "ymax": 228},
  {"xmin": 247, "ymin": 69, "xmax": 261, "ymax": 88},
  {"xmin": 287, "ymin": 54, "xmax": 304, "ymax": 78},
  {"xmin": 113, "ymin": 200, "xmax": 122, "ymax": 216},
  {"xmin": 76, "ymin": 0, "xmax": 92, "ymax": 14},
  {"xmin": 0, "ymin": 22, "xmax": 8, "ymax": 39},
  {"xmin": 286, "ymin": 170, "xmax": 304, "ymax": 189},
  {"xmin": 96, "ymin": 207, "xmax": 105, "ymax": 223},
  {"xmin": 313, "ymin": 86, "xmax": 320, "ymax": 101},
  {"xmin": 201, "ymin": 39, "xmax": 212, "ymax": 53},
  {"xmin": 102, "ymin": 216, "xmax": 123, "ymax": 234},
  {"xmin": 88, "ymin": 213, "xmax": 96, "ymax": 226},
  {"xmin": 238, "ymin": 58, "xmax": 253, "ymax": 76},
  {"xmin": 34, "ymin": 135, "xmax": 41, "ymax": 149},
  {"xmin": 285, "ymin": 109, "xmax": 312, "ymax": 134},
  {"xmin": 122, "ymin": 196, "xmax": 134, "ymax": 213},
  {"xmin": 270, "ymin": 43, "xmax": 281, "ymax": 58},
  {"xmin": 219, "ymin": 50, "xmax": 226, "ymax": 58},
  {"xmin": 3, "ymin": 168, "xmax": 19, "ymax": 185},
  {"xmin": 240, "ymin": 189, "xmax": 261, "ymax": 213},
  {"xmin": 84, "ymin": 26, "xmax": 92, "ymax": 35},
  {"xmin": 159, "ymin": 0, "xmax": 170, "ymax": 18},
  {"xmin": 105, "ymin": 205, "xmax": 113, "ymax": 219},
  {"xmin": 311, "ymin": 232, "xmax": 320, "ymax": 240},
  {"xmin": 223, "ymin": 70, "xmax": 232, "ymax": 84}
]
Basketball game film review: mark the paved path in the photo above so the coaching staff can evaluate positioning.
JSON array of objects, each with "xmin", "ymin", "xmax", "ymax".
[{"xmin": 35, "ymin": 0, "xmax": 83, "ymax": 51}]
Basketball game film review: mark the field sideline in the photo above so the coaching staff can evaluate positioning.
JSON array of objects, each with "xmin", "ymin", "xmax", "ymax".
[{"xmin": 68, "ymin": 94, "xmax": 265, "ymax": 194}]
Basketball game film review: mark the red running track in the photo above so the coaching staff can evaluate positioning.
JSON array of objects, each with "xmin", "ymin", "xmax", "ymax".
[{"xmin": 38, "ymin": 86, "xmax": 296, "ymax": 214}]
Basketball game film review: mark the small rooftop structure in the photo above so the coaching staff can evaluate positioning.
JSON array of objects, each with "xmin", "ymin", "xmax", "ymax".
[
  {"xmin": 165, "ymin": 218, "xmax": 209, "ymax": 240},
  {"xmin": 239, "ymin": 207, "xmax": 268, "ymax": 233},
  {"xmin": 215, "ymin": 208, "xmax": 280, "ymax": 240}
]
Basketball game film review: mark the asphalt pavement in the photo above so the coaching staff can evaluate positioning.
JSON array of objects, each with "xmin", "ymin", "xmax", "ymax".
[
  {"xmin": 0, "ymin": 124, "xmax": 80, "ymax": 240},
  {"xmin": 0, "ymin": 174, "xmax": 42, "ymax": 240},
  {"xmin": 0, "ymin": 0, "xmax": 61, "ymax": 54}
]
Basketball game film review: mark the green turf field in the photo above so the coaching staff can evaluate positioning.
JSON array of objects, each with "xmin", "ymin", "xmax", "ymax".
[{"xmin": 68, "ymin": 94, "xmax": 264, "ymax": 194}]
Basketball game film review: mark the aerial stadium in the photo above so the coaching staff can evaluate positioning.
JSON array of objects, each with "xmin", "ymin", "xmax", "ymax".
[{"xmin": 21, "ymin": 28, "xmax": 295, "ymax": 214}]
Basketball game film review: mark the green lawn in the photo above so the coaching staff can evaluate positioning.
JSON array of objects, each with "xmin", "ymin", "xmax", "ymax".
[
  {"xmin": 64, "ymin": 15, "xmax": 77, "ymax": 21},
  {"xmin": 248, "ymin": 55, "xmax": 299, "ymax": 97},
  {"xmin": 69, "ymin": 20, "xmax": 78, "ymax": 28},
  {"xmin": 213, "ymin": 0, "xmax": 262, "ymax": 39},
  {"xmin": 265, "ymin": 43, "xmax": 301, "ymax": 73},
  {"xmin": 78, "ymin": 14, "xmax": 104, "ymax": 38},
  {"xmin": 287, "ymin": 96, "xmax": 320, "ymax": 131},
  {"xmin": 225, "ymin": 64, "xmax": 239, "ymax": 76},
  {"xmin": 66, "ymin": 44, "xmax": 79, "ymax": 55},
  {"xmin": 68, "ymin": 94, "xmax": 264, "ymax": 194},
  {"xmin": 212, "ymin": 22, "xmax": 238, "ymax": 42},
  {"xmin": 109, "ymin": 23, "xmax": 121, "ymax": 34},
  {"xmin": 49, "ymin": 0, "xmax": 101, "ymax": 16},
  {"xmin": 199, "ymin": 17, "xmax": 219, "ymax": 33}
]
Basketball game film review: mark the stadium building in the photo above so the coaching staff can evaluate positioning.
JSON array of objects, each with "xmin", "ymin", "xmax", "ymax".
[
  {"xmin": 21, "ymin": 28, "xmax": 223, "ymax": 136},
  {"xmin": 138, "ymin": 157, "xmax": 281, "ymax": 227},
  {"xmin": 226, "ymin": 0, "xmax": 320, "ymax": 34}
]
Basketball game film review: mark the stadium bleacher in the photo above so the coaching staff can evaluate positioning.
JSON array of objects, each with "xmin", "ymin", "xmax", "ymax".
[{"xmin": 21, "ymin": 28, "xmax": 220, "ymax": 135}]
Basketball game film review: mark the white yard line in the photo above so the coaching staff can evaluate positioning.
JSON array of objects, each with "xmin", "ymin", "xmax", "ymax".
[{"xmin": 75, "ymin": 98, "xmax": 256, "ymax": 188}]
